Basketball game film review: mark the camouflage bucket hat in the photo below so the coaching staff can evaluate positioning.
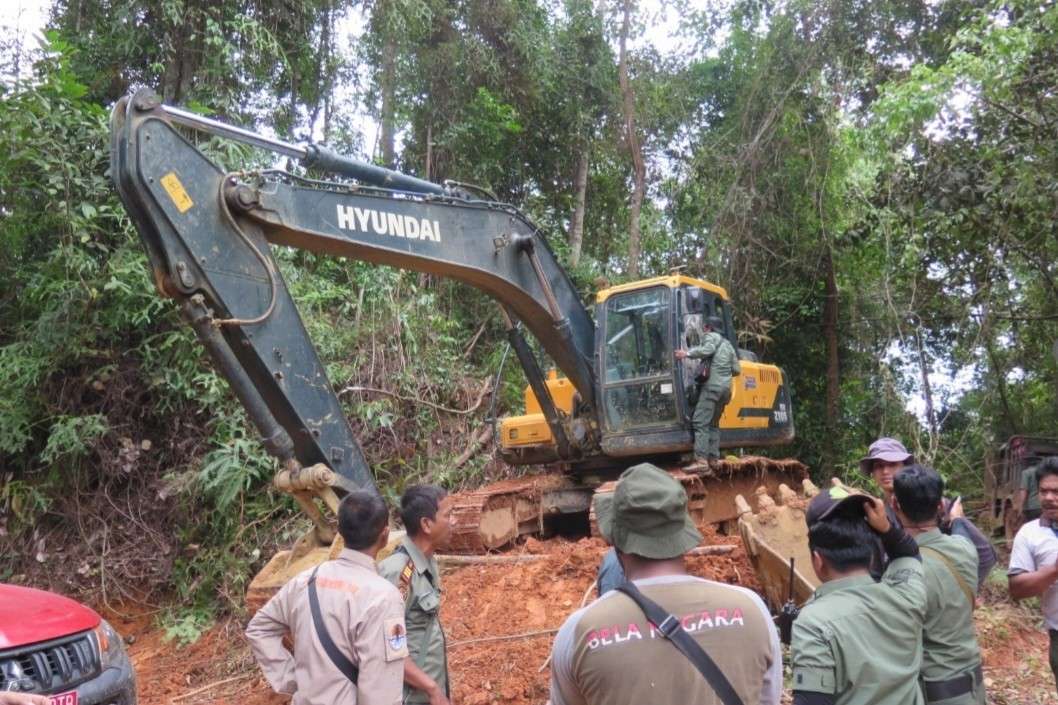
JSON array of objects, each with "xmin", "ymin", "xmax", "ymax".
[{"xmin": 594, "ymin": 463, "xmax": 702, "ymax": 560}]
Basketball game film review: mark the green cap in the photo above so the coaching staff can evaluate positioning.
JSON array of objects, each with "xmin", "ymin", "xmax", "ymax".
[{"xmin": 594, "ymin": 463, "xmax": 703, "ymax": 559}]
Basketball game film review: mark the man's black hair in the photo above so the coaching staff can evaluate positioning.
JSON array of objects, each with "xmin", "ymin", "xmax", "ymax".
[
  {"xmin": 337, "ymin": 490, "xmax": 389, "ymax": 550},
  {"xmin": 401, "ymin": 484, "xmax": 448, "ymax": 537},
  {"xmin": 1037, "ymin": 457, "xmax": 1058, "ymax": 483},
  {"xmin": 808, "ymin": 516, "xmax": 875, "ymax": 573},
  {"xmin": 893, "ymin": 463, "xmax": 945, "ymax": 524}
]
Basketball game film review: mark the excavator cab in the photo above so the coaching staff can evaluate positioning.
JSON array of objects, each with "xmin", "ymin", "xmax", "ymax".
[{"xmin": 501, "ymin": 275, "xmax": 794, "ymax": 464}]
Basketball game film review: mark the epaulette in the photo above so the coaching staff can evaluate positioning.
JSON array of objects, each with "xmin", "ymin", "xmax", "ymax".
[{"xmin": 398, "ymin": 560, "xmax": 414, "ymax": 600}]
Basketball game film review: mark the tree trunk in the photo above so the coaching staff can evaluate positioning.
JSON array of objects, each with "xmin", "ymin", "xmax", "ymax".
[
  {"xmin": 983, "ymin": 317, "xmax": 1017, "ymax": 435},
  {"xmin": 379, "ymin": 5, "xmax": 397, "ymax": 169},
  {"xmin": 569, "ymin": 145, "xmax": 589, "ymax": 266},
  {"xmin": 913, "ymin": 323, "xmax": 938, "ymax": 451},
  {"xmin": 425, "ymin": 123, "xmax": 433, "ymax": 180},
  {"xmin": 617, "ymin": 0, "xmax": 644, "ymax": 278},
  {"xmin": 822, "ymin": 246, "xmax": 840, "ymax": 473}
]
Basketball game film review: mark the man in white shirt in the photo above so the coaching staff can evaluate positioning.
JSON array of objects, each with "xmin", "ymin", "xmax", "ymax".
[{"xmin": 1008, "ymin": 457, "xmax": 1058, "ymax": 694}]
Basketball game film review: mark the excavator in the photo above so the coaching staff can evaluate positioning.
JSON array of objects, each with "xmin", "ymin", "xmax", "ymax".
[{"xmin": 109, "ymin": 88, "xmax": 807, "ymax": 609}]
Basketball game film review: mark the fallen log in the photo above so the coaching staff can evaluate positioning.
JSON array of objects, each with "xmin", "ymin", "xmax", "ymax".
[
  {"xmin": 688, "ymin": 545, "xmax": 737, "ymax": 556},
  {"xmin": 437, "ymin": 553, "xmax": 548, "ymax": 567}
]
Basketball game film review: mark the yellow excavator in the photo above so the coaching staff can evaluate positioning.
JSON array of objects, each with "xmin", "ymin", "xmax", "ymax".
[{"xmin": 109, "ymin": 89, "xmax": 806, "ymax": 609}]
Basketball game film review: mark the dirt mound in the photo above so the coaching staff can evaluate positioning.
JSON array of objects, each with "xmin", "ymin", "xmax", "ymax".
[
  {"xmin": 975, "ymin": 600, "xmax": 1053, "ymax": 705},
  {"xmin": 104, "ymin": 606, "xmax": 282, "ymax": 705}
]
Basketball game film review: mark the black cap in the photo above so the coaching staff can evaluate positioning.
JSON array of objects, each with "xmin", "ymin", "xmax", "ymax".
[{"xmin": 806, "ymin": 486, "xmax": 874, "ymax": 527}]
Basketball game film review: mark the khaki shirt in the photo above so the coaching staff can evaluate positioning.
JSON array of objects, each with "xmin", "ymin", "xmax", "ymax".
[
  {"xmin": 549, "ymin": 575, "xmax": 782, "ymax": 705},
  {"xmin": 791, "ymin": 557, "xmax": 926, "ymax": 705},
  {"xmin": 916, "ymin": 529, "xmax": 982, "ymax": 684},
  {"xmin": 378, "ymin": 537, "xmax": 449, "ymax": 703},
  {"xmin": 246, "ymin": 548, "xmax": 408, "ymax": 705},
  {"xmin": 687, "ymin": 331, "xmax": 738, "ymax": 389}
]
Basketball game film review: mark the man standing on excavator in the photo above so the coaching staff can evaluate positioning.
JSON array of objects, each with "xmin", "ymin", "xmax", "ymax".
[{"xmin": 675, "ymin": 316, "xmax": 739, "ymax": 472}]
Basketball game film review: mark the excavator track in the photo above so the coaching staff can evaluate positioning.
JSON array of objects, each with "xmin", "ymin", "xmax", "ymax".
[
  {"xmin": 449, "ymin": 457, "xmax": 809, "ymax": 553},
  {"xmin": 448, "ymin": 474, "xmax": 577, "ymax": 553}
]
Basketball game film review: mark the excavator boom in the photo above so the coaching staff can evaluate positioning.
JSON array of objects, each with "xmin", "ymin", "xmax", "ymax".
[{"xmin": 110, "ymin": 89, "xmax": 598, "ymax": 499}]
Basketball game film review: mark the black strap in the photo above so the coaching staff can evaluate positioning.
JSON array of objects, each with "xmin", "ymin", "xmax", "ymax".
[
  {"xmin": 308, "ymin": 566, "xmax": 360, "ymax": 684},
  {"xmin": 923, "ymin": 664, "xmax": 982, "ymax": 702},
  {"xmin": 615, "ymin": 581, "xmax": 744, "ymax": 705}
]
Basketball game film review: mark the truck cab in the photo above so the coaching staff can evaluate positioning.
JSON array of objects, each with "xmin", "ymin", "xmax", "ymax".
[
  {"xmin": 987, "ymin": 435, "xmax": 1058, "ymax": 539},
  {"xmin": 0, "ymin": 583, "xmax": 136, "ymax": 705}
]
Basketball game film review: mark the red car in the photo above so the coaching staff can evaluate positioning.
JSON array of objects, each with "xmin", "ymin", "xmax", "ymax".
[{"xmin": 0, "ymin": 584, "xmax": 136, "ymax": 705}]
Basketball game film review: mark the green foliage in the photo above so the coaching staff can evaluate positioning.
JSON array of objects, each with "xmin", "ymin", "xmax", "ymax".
[
  {"xmin": 161, "ymin": 605, "xmax": 216, "ymax": 647},
  {"xmin": 40, "ymin": 414, "xmax": 108, "ymax": 465}
]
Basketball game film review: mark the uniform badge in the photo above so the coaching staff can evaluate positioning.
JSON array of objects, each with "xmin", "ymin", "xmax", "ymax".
[
  {"xmin": 384, "ymin": 618, "xmax": 409, "ymax": 661},
  {"xmin": 398, "ymin": 561, "xmax": 414, "ymax": 600}
]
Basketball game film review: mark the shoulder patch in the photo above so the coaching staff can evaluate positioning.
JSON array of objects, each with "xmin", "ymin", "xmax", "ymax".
[
  {"xmin": 399, "ymin": 560, "xmax": 414, "ymax": 600},
  {"xmin": 384, "ymin": 617, "xmax": 409, "ymax": 661}
]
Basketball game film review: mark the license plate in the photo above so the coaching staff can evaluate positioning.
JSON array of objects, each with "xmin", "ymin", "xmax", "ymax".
[{"xmin": 49, "ymin": 691, "xmax": 78, "ymax": 705}]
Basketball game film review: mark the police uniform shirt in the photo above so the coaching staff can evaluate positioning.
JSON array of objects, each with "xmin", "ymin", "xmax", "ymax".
[
  {"xmin": 378, "ymin": 536, "xmax": 449, "ymax": 703},
  {"xmin": 686, "ymin": 331, "xmax": 738, "ymax": 386},
  {"xmin": 916, "ymin": 529, "xmax": 983, "ymax": 694},
  {"xmin": 245, "ymin": 548, "xmax": 408, "ymax": 705},
  {"xmin": 549, "ymin": 574, "xmax": 782, "ymax": 705},
  {"xmin": 1008, "ymin": 518, "xmax": 1058, "ymax": 630},
  {"xmin": 791, "ymin": 556, "xmax": 927, "ymax": 705}
]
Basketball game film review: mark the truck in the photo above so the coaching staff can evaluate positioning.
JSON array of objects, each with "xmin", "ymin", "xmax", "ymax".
[
  {"xmin": 986, "ymin": 435, "xmax": 1058, "ymax": 540},
  {"xmin": 0, "ymin": 583, "xmax": 136, "ymax": 704},
  {"xmin": 109, "ymin": 89, "xmax": 806, "ymax": 606}
]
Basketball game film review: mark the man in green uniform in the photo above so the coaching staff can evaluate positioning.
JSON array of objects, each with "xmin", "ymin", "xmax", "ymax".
[
  {"xmin": 378, "ymin": 485, "xmax": 453, "ymax": 705},
  {"xmin": 675, "ymin": 316, "xmax": 739, "ymax": 471},
  {"xmin": 1017, "ymin": 464, "xmax": 1043, "ymax": 523},
  {"xmin": 892, "ymin": 464, "xmax": 985, "ymax": 704},
  {"xmin": 791, "ymin": 485, "xmax": 926, "ymax": 705}
]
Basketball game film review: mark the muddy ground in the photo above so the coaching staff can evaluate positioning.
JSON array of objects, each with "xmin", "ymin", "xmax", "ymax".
[{"xmin": 100, "ymin": 528, "xmax": 1057, "ymax": 705}]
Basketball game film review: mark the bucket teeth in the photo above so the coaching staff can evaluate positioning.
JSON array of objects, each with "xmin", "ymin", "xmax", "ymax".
[{"xmin": 734, "ymin": 479, "xmax": 820, "ymax": 611}]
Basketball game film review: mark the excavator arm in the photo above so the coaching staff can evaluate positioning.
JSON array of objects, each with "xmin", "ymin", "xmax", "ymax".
[{"xmin": 110, "ymin": 89, "xmax": 598, "ymax": 501}]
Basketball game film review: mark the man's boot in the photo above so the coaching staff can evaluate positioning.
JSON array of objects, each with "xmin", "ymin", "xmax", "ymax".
[{"xmin": 685, "ymin": 456, "xmax": 712, "ymax": 474}]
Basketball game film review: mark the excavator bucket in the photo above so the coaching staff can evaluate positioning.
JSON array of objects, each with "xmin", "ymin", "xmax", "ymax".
[
  {"xmin": 585, "ymin": 457, "xmax": 810, "ymax": 539},
  {"xmin": 735, "ymin": 479, "xmax": 821, "ymax": 611}
]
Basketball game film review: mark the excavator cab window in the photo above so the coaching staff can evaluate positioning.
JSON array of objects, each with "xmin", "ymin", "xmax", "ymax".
[
  {"xmin": 677, "ymin": 286, "xmax": 722, "ymax": 391},
  {"xmin": 601, "ymin": 287, "xmax": 679, "ymax": 432}
]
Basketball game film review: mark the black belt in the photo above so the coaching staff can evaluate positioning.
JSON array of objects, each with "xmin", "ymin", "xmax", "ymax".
[{"xmin": 923, "ymin": 664, "xmax": 983, "ymax": 702}]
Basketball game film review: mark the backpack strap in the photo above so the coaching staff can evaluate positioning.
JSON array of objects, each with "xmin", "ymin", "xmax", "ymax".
[
  {"xmin": 308, "ymin": 566, "xmax": 360, "ymax": 684},
  {"xmin": 920, "ymin": 546, "xmax": 975, "ymax": 609},
  {"xmin": 615, "ymin": 581, "xmax": 744, "ymax": 705}
]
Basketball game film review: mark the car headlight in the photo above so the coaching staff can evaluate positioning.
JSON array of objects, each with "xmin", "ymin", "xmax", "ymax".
[{"xmin": 93, "ymin": 619, "xmax": 127, "ymax": 668}]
